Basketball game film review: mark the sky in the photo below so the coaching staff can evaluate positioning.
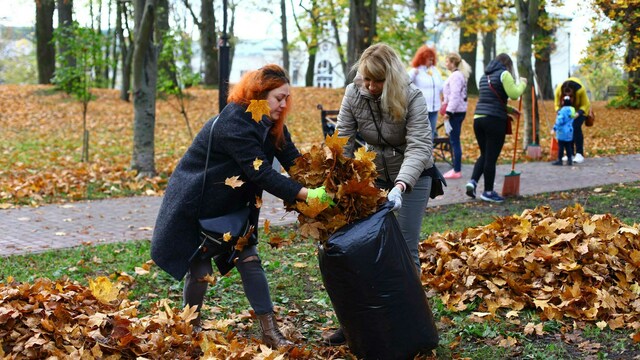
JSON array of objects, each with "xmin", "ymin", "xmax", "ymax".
[{"xmin": 0, "ymin": 0, "xmax": 598, "ymax": 69}]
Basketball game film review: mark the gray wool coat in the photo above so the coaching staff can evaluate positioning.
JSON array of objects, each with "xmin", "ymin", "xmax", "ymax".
[
  {"xmin": 336, "ymin": 78, "xmax": 434, "ymax": 191},
  {"xmin": 151, "ymin": 102, "xmax": 303, "ymax": 280}
]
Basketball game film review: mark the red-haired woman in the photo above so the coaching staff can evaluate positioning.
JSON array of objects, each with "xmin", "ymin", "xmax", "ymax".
[
  {"xmin": 151, "ymin": 64, "xmax": 330, "ymax": 348},
  {"xmin": 409, "ymin": 45, "xmax": 444, "ymax": 140}
]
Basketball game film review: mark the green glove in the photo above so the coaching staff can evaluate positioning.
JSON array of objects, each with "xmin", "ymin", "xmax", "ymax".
[{"xmin": 306, "ymin": 186, "xmax": 335, "ymax": 206}]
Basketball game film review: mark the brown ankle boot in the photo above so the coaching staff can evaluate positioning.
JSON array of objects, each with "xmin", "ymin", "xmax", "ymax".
[{"xmin": 256, "ymin": 312, "xmax": 293, "ymax": 348}]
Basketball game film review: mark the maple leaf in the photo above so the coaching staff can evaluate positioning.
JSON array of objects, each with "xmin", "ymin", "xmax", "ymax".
[
  {"xmin": 354, "ymin": 146, "xmax": 376, "ymax": 162},
  {"xmin": 234, "ymin": 225, "xmax": 254, "ymax": 251},
  {"xmin": 180, "ymin": 305, "xmax": 200, "ymax": 324},
  {"xmin": 253, "ymin": 158, "xmax": 263, "ymax": 171},
  {"xmin": 225, "ymin": 175, "xmax": 244, "ymax": 189},
  {"xmin": 324, "ymin": 130, "xmax": 348, "ymax": 155},
  {"xmin": 223, "ymin": 232, "xmax": 232, "ymax": 242},
  {"xmin": 88, "ymin": 276, "xmax": 120, "ymax": 304},
  {"xmin": 263, "ymin": 219, "xmax": 271, "ymax": 234},
  {"xmin": 255, "ymin": 195, "xmax": 263, "ymax": 209},
  {"xmin": 246, "ymin": 100, "xmax": 270, "ymax": 122}
]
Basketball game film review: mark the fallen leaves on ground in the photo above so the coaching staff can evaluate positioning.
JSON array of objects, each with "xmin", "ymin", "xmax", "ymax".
[
  {"xmin": 0, "ymin": 276, "xmax": 351, "ymax": 359},
  {"xmin": 0, "ymin": 85, "xmax": 637, "ymax": 207},
  {"xmin": 420, "ymin": 204, "xmax": 640, "ymax": 329},
  {"xmin": 285, "ymin": 131, "xmax": 386, "ymax": 242}
]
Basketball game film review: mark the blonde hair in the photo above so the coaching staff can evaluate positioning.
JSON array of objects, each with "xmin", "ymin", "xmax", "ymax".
[
  {"xmin": 354, "ymin": 43, "xmax": 409, "ymax": 121},
  {"xmin": 446, "ymin": 52, "xmax": 472, "ymax": 81}
]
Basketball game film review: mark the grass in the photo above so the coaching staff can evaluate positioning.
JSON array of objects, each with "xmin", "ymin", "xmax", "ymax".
[{"xmin": 1, "ymin": 181, "xmax": 639, "ymax": 359}]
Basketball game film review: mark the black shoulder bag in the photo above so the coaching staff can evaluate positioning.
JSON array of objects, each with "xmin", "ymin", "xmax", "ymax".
[
  {"xmin": 188, "ymin": 116, "xmax": 253, "ymax": 274},
  {"xmin": 366, "ymin": 101, "xmax": 446, "ymax": 199}
]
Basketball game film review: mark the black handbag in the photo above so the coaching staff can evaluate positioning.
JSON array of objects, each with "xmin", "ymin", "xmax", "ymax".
[{"xmin": 189, "ymin": 116, "xmax": 252, "ymax": 274}]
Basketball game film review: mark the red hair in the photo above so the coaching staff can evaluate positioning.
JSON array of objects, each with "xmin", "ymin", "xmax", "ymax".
[
  {"xmin": 411, "ymin": 46, "xmax": 437, "ymax": 68},
  {"xmin": 227, "ymin": 64, "xmax": 292, "ymax": 148}
]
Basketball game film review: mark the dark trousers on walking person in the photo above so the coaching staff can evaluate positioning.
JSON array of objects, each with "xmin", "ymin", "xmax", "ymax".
[
  {"xmin": 557, "ymin": 140, "xmax": 573, "ymax": 165},
  {"xmin": 470, "ymin": 115, "xmax": 506, "ymax": 194},
  {"xmin": 572, "ymin": 115, "xmax": 585, "ymax": 156}
]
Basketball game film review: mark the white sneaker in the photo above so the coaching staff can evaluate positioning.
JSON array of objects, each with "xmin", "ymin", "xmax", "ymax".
[
  {"xmin": 562, "ymin": 155, "xmax": 568, "ymax": 161},
  {"xmin": 574, "ymin": 153, "xmax": 584, "ymax": 163}
]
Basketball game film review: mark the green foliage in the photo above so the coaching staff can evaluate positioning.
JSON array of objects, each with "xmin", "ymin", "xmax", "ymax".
[
  {"xmin": 376, "ymin": 1, "xmax": 434, "ymax": 63},
  {"xmin": 157, "ymin": 30, "xmax": 200, "ymax": 96},
  {"xmin": 52, "ymin": 22, "xmax": 108, "ymax": 101},
  {"xmin": 0, "ymin": 38, "xmax": 37, "ymax": 84}
]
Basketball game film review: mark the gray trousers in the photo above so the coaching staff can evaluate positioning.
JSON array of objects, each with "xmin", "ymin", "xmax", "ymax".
[{"xmin": 395, "ymin": 175, "xmax": 431, "ymax": 269}]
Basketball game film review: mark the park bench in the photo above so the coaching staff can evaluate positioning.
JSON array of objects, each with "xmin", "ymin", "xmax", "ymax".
[
  {"xmin": 605, "ymin": 85, "xmax": 625, "ymax": 99},
  {"xmin": 317, "ymin": 104, "xmax": 452, "ymax": 166}
]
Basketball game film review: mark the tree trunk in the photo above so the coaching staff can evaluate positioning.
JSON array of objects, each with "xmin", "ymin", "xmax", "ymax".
[
  {"xmin": 412, "ymin": 0, "xmax": 426, "ymax": 35},
  {"xmin": 201, "ymin": 0, "xmax": 218, "ymax": 86},
  {"xmin": 482, "ymin": 28, "xmax": 495, "ymax": 69},
  {"xmin": 280, "ymin": 0, "xmax": 289, "ymax": 72},
  {"xmin": 118, "ymin": 0, "xmax": 133, "ymax": 101},
  {"xmin": 534, "ymin": 8, "xmax": 554, "ymax": 100},
  {"xmin": 459, "ymin": 29, "xmax": 478, "ymax": 95},
  {"xmin": 36, "ymin": 0, "xmax": 56, "ymax": 84},
  {"xmin": 57, "ymin": 0, "xmax": 75, "ymax": 68},
  {"xmin": 156, "ymin": 0, "xmax": 178, "ymax": 88},
  {"xmin": 132, "ymin": 0, "xmax": 157, "ymax": 177},
  {"xmin": 306, "ymin": 52, "xmax": 316, "ymax": 86},
  {"xmin": 626, "ymin": 26, "xmax": 640, "ymax": 102},
  {"xmin": 515, "ymin": 0, "xmax": 539, "ymax": 148},
  {"xmin": 458, "ymin": 0, "xmax": 478, "ymax": 95},
  {"xmin": 346, "ymin": 0, "xmax": 376, "ymax": 84}
]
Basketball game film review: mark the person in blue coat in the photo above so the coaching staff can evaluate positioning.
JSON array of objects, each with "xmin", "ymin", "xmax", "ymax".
[
  {"xmin": 551, "ymin": 96, "xmax": 576, "ymax": 165},
  {"xmin": 151, "ymin": 64, "xmax": 330, "ymax": 348}
]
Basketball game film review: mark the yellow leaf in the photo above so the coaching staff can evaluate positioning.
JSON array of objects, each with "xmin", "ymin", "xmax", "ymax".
[
  {"xmin": 225, "ymin": 175, "xmax": 244, "ymax": 189},
  {"xmin": 253, "ymin": 158, "xmax": 263, "ymax": 171},
  {"xmin": 583, "ymin": 221, "xmax": 596, "ymax": 235},
  {"xmin": 246, "ymin": 100, "xmax": 270, "ymax": 122},
  {"xmin": 354, "ymin": 146, "xmax": 376, "ymax": 162},
  {"xmin": 89, "ymin": 276, "xmax": 120, "ymax": 304},
  {"xmin": 223, "ymin": 232, "xmax": 232, "ymax": 242},
  {"xmin": 596, "ymin": 320, "xmax": 607, "ymax": 330},
  {"xmin": 263, "ymin": 219, "xmax": 271, "ymax": 234},
  {"xmin": 255, "ymin": 195, "xmax": 262, "ymax": 209}
]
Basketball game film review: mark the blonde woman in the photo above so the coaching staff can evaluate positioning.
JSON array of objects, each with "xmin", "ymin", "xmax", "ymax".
[
  {"xmin": 325, "ymin": 43, "xmax": 435, "ymax": 346},
  {"xmin": 441, "ymin": 52, "xmax": 472, "ymax": 179}
]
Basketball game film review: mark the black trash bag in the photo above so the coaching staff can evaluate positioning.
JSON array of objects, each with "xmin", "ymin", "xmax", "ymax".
[{"xmin": 318, "ymin": 202, "xmax": 439, "ymax": 359}]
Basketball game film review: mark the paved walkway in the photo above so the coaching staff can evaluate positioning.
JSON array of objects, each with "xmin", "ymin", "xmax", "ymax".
[{"xmin": 1, "ymin": 154, "xmax": 639, "ymax": 257}]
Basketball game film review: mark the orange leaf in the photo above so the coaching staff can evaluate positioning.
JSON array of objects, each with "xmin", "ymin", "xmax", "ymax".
[{"xmin": 246, "ymin": 100, "xmax": 270, "ymax": 122}]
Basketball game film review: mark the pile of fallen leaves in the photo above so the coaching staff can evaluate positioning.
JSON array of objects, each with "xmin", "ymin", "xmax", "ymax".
[
  {"xmin": 285, "ymin": 132, "xmax": 386, "ymax": 242},
  {"xmin": 0, "ymin": 276, "xmax": 350, "ymax": 359},
  {"xmin": 420, "ymin": 204, "xmax": 640, "ymax": 329}
]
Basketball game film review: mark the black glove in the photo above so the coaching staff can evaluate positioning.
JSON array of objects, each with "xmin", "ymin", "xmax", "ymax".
[{"xmin": 577, "ymin": 109, "xmax": 585, "ymax": 118}]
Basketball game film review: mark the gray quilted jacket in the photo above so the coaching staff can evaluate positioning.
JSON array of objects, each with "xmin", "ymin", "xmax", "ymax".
[{"xmin": 336, "ymin": 77, "xmax": 433, "ymax": 191}]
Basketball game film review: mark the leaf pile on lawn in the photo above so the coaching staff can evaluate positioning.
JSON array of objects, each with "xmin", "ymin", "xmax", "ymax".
[
  {"xmin": 286, "ymin": 131, "xmax": 386, "ymax": 242},
  {"xmin": 0, "ymin": 275, "xmax": 349, "ymax": 359},
  {"xmin": 420, "ymin": 204, "xmax": 640, "ymax": 333}
]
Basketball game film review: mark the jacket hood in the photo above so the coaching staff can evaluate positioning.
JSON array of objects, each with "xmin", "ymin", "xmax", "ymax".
[
  {"xmin": 564, "ymin": 80, "xmax": 583, "ymax": 92},
  {"xmin": 484, "ymin": 59, "xmax": 507, "ymax": 75}
]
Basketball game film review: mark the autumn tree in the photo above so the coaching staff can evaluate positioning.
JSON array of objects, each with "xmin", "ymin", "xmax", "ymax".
[
  {"xmin": 36, "ymin": 0, "xmax": 56, "ymax": 84},
  {"xmin": 291, "ymin": 0, "xmax": 323, "ymax": 86},
  {"xmin": 515, "ymin": 0, "xmax": 540, "ymax": 148},
  {"xmin": 131, "ymin": 0, "xmax": 158, "ymax": 177},
  {"xmin": 346, "ymin": 0, "xmax": 376, "ymax": 84},
  {"xmin": 116, "ymin": 0, "xmax": 134, "ymax": 101},
  {"xmin": 594, "ymin": 0, "xmax": 640, "ymax": 107},
  {"xmin": 182, "ymin": 0, "xmax": 218, "ymax": 86}
]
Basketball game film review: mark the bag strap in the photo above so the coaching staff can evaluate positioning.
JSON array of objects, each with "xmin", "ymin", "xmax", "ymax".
[
  {"xmin": 197, "ymin": 115, "xmax": 220, "ymax": 218},
  {"xmin": 487, "ymin": 76, "xmax": 508, "ymax": 106},
  {"xmin": 366, "ymin": 100, "xmax": 405, "ymax": 155}
]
